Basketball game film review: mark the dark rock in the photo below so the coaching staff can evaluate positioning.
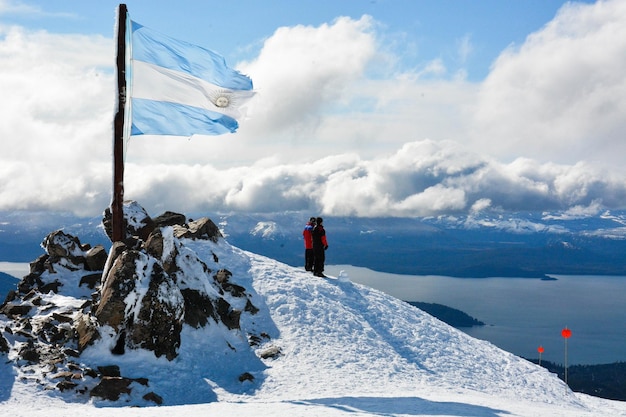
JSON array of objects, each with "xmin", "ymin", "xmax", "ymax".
[
  {"xmin": 0, "ymin": 334, "xmax": 9, "ymax": 353},
  {"xmin": 22, "ymin": 289, "xmax": 38, "ymax": 301},
  {"xmin": 153, "ymin": 211, "xmax": 186, "ymax": 227},
  {"xmin": 111, "ymin": 330, "xmax": 126, "ymax": 355},
  {"xmin": 173, "ymin": 217, "xmax": 222, "ymax": 242},
  {"xmin": 143, "ymin": 391, "xmax": 163, "ymax": 405},
  {"xmin": 29, "ymin": 254, "xmax": 49, "ymax": 276},
  {"xmin": 67, "ymin": 362, "xmax": 81, "ymax": 371},
  {"xmin": 76, "ymin": 313, "xmax": 100, "ymax": 351},
  {"xmin": 216, "ymin": 298, "xmax": 241, "ymax": 330},
  {"xmin": 39, "ymin": 280, "xmax": 61, "ymax": 294},
  {"xmin": 42, "ymin": 230, "xmax": 87, "ymax": 267},
  {"xmin": 57, "ymin": 380, "xmax": 78, "ymax": 391},
  {"xmin": 144, "ymin": 228, "xmax": 165, "ymax": 259},
  {"xmin": 52, "ymin": 312, "xmax": 73, "ymax": 323},
  {"xmin": 1, "ymin": 303, "xmax": 32, "ymax": 318},
  {"xmin": 90, "ymin": 376, "xmax": 132, "ymax": 401},
  {"xmin": 180, "ymin": 288, "xmax": 215, "ymax": 328},
  {"xmin": 85, "ymin": 245, "xmax": 108, "ymax": 272},
  {"xmin": 39, "ymin": 321, "xmax": 63, "ymax": 344},
  {"xmin": 95, "ymin": 251, "xmax": 140, "ymax": 329},
  {"xmin": 126, "ymin": 261, "xmax": 184, "ymax": 360},
  {"xmin": 134, "ymin": 377, "xmax": 149, "ymax": 386},
  {"xmin": 98, "ymin": 365, "xmax": 121, "ymax": 377},
  {"xmin": 79, "ymin": 273, "xmax": 101, "ymax": 289},
  {"xmin": 64, "ymin": 348, "xmax": 80, "ymax": 358},
  {"xmin": 101, "ymin": 241, "xmax": 126, "ymax": 280},
  {"xmin": 19, "ymin": 341, "xmax": 39, "ymax": 363},
  {"xmin": 238, "ymin": 372, "xmax": 254, "ymax": 382},
  {"xmin": 190, "ymin": 217, "xmax": 222, "ymax": 241},
  {"xmin": 144, "ymin": 228, "xmax": 180, "ymax": 273},
  {"xmin": 17, "ymin": 273, "xmax": 43, "ymax": 294},
  {"xmin": 244, "ymin": 299, "xmax": 260, "ymax": 315},
  {"xmin": 222, "ymin": 282, "xmax": 247, "ymax": 298}
]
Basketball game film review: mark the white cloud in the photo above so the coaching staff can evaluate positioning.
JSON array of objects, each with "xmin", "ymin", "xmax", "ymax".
[
  {"xmin": 240, "ymin": 16, "xmax": 377, "ymax": 133},
  {"xmin": 115, "ymin": 139, "xmax": 626, "ymax": 218},
  {"xmin": 2, "ymin": 4, "xmax": 626, "ymax": 218},
  {"xmin": 0, "ymin": 0, "xmax": 44, "ymax": 16},
  {"xmin": 470, "ymin": 0, "xmax": 626, "ymax": 166},
  {"xmin": 0, "ymin": 25, "xmax": 112, "ymax": 215}
]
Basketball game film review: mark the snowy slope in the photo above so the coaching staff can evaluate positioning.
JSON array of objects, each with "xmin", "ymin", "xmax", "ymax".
[{"xmin": 1, "ymin": 236, "xmax": 626, "ymax": 416}]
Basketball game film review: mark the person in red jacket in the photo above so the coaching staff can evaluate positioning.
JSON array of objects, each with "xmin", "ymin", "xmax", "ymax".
[
  {"xmin": 311, "ymin": 217, "xmax": 328, "ymax": 277},
  {"xmin": 302, "ymin": 217, "xmax": 316, "ymax": 271}
]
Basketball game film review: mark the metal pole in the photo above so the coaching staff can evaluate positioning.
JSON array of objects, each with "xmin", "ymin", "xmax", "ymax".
[{"xmin": 564, "ymin": 337, "xmax": 568, "ymax": 390}]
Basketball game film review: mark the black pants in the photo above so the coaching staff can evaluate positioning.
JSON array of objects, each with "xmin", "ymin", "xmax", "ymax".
[
  {"xmin": 305, "ymin": 248, "xmax": 314, "ymax": 271},
  {"xmin": 313, "ymin": 247, "xmax": 325, "ymax": 274}
]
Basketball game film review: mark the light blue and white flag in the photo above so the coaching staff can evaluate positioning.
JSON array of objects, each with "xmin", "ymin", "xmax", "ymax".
[{"xmin": 129, "ymin": 20, "xmax": 254, "ymax": 136}]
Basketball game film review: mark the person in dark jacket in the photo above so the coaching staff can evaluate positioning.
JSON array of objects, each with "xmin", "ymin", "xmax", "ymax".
[
  {"xmin": 302, "ymin": 217, "xmax": 316, "ymax": 271},
  {"xmin": 311, "ymin": 217, "xmax": 328, "ymax": 277}
]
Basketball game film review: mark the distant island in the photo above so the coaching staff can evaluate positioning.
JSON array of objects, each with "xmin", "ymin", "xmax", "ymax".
[{"xmin": 405, "ymin": 301, "xmax": 485, "ymax": 327}]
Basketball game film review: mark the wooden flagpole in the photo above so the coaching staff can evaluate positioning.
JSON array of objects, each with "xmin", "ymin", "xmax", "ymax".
[{"xmin": 112, "ymin": 4, "xmax": 127, "ymax": 242}]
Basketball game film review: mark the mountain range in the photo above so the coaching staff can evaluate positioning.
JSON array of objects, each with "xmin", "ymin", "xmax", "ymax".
[{"xmin": 3, "ymin": 208, "xmax": 625, "ymax": 278}]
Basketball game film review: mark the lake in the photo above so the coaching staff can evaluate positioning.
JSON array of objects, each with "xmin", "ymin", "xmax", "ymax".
[{"xmin": 326, "ymin": 265, "xmax": 626, "ymax": 365}]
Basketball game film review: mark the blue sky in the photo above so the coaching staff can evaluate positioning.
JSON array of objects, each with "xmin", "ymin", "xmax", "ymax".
[
  {"xmin": 1, "ymin": 0, "xmax": 625, "ymax": 217},
  {"xmin": 1, "ymin": 0, "xmax": 587, "ymax": 81}
]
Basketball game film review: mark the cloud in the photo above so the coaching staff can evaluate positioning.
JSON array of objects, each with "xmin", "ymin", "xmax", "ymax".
[
  {"xmin": 0, "ymin": 25, "xmax": 112, "ymax": 215},
  {"xmin": 239, "ymin": 16, "xmax": 377, "ymax": 134},
  {"xmin": 115, "ymin": 139, "xmax": 626, "ymax": 218},
  {"xmin": 1, "ymin": 4, "xmax": 626, "ymax": 218},
  {"xmin": 0, "ymin": 0, "xmax": 76, "ymax": 19},
  {"xmin": 470, "ymin": 0, "xmax": 626, "ymax": 166}
]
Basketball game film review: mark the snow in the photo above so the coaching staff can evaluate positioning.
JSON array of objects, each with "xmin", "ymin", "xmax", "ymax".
[
  {"xmin": 2, "ymin": 236, "xmax": 626, "ymax": 416},
  {"xmin": 250, "ymin": 221, "xmax": 279, "ymax": 238}
]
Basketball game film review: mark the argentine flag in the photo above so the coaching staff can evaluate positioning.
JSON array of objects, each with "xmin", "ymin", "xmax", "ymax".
[{"xmin": 129, "ymin": 20, "xmax": 254, "ymax": 137}]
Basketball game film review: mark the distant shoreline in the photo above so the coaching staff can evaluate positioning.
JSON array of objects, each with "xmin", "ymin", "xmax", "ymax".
[{"xmin": 0, "ymin": 262, "xmax": 29, "ymax": 279}]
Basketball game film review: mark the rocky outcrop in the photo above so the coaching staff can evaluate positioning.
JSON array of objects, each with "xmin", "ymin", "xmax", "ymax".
[
  {"xmin": 0, "ymin": 201, "xmax": 266, "ymax": 405},
  {"xmin": 102, "ymin": 202, "xmax": 222, "ymax": 246}
]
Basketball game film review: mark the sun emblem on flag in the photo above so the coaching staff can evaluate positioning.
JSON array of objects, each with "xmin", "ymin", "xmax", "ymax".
[
  {"xmin": 214, "ymin": 95, "xmax": 230, "ymax": 108},
  {"xmin": 210, "ymin": 89, "xmax": 233, "ymax": 108}
]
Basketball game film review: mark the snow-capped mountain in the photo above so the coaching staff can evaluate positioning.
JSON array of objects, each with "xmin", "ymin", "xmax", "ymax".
[
  {"xmin": 2, "ymin": 209, "xmax": 626, "ymax": 278},
  {"xmin": 1, "ymin": 207, "xmax": 625, "ymax": 416}
]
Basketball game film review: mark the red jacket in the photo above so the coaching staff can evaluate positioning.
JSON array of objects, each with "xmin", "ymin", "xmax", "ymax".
[{"xmin": 303, "ymin": 222, "xmax": 314, "ymax": 249}]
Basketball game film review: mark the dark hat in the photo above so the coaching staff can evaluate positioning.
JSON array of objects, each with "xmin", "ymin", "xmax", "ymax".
[
  {"xmin": 316, "ymin": 217, "xmax": 323, "ymax": 224},
  {"xmin": 309, "ymin": 217, "xmax": 316, "ymax": 222}
]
